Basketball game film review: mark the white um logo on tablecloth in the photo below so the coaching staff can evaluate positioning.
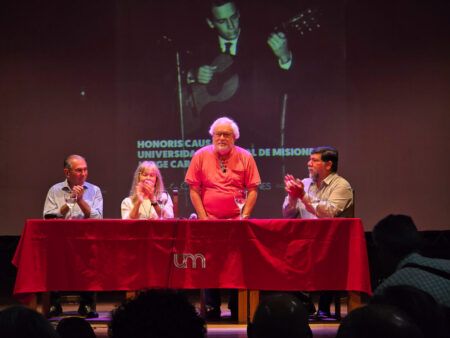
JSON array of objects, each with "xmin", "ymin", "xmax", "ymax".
[{"xmin": 173, "ymin": 253, "xmax": 206, "ymax": 269}]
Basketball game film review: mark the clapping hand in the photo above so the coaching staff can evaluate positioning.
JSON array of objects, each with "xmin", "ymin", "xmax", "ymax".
[
  {"xmin": 72, "ymin": 185, "xmax": 84, "ymax": 201},
  {"xmin": 137, "ymin": 180, "xmax": 155, "ymax": 202},
  {"xmin": 284, "ymin": 174, "xmax": 305, "ymax": 199}
]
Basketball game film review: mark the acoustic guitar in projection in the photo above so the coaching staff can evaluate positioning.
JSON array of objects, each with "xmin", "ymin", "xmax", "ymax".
[{"xmin": 182, "ymin": 8, "xmax": 321, "ymax": 133}]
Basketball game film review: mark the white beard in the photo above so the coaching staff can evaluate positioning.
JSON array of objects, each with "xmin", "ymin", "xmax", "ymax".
[{"xmin": 309, "ymin": 170, "xmax": 319, "ymax": 183}]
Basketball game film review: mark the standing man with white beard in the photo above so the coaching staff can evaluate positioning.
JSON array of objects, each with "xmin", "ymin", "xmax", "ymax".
[
  {"xmin": 185, "ymin": 116, "xmax": 261, "ymax": 321},
  {"xmin": 186, "ymin": 116, "xmax": 260, "ymax": 221},
  {"xmin": 282, "ymin": 146, "xmax": 353, "ymax": 318}
]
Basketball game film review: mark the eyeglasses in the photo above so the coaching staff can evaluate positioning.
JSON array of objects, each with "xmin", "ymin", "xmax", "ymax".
[{"xmin": 213, "ymin": 132, "xmax": 234, "ymax": 138}]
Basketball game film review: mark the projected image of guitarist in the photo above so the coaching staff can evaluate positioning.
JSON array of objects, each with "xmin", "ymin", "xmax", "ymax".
[
  {"xmin": 190, "ymin": 0, "xmax": 292, "ymax": 83},
  {"xmin": 182, "ymin": 0, "xmax": 298, "ymax": 141}
]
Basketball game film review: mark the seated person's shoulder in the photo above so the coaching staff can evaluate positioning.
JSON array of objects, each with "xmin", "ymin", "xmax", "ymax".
[{"xmin": 84, "ymin": 181, "xmax": 102, "ymax": 191}]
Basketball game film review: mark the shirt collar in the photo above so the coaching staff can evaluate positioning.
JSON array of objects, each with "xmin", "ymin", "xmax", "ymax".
[
  {"xmin": 218, "ymin": 35, "xmax": 239, "ymax": 55},
  {"xmin": 63, "ymin": 179, "xmax": 88, "ymax": 191},
  {"xmin": 62, "ymin": 179, "xmax": 71, "ymax": 192},
  {"xmin": 323, "ymin": 172, "xmax": 338, "ymax": 186},
  {"xmin": 397, "ymin": 252, "xmax": 421, "ymax": 269}
]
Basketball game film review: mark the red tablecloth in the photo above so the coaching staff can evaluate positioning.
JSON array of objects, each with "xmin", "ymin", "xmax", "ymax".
[{"xmin": 12, "ymin": 218, "xmax": 372, "ymax": 302}]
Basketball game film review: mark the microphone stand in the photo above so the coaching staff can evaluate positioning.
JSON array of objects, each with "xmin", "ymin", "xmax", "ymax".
[
  {"xmin": 176, "ymin": 51, "xmax": 186, "ymax": 141},
  {"xmin": 280, "ymin": 93, "xmax": 288, "ymax": 180}
]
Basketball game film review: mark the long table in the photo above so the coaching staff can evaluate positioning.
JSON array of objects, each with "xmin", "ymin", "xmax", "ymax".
[{"xmin": 13, "ymin": 218, "xmax": 372, "ymax": 322}]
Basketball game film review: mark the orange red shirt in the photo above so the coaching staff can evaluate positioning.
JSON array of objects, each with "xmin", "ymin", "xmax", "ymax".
[{"xmin": 185, "ymin": 145, "xmax": 261, "ymax": 219}]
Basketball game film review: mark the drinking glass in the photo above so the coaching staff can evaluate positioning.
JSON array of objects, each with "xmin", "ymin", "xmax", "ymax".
[
  {"xmin": 64, "ymin": 193, "xmax": 77, "ymax": 219},
  {"xmin": 156, "ymin": 190, "xmax": 168, "ymax": 219},
  {"xmin": 234, "ymin": 190, "xmax": 247, "ymax": 220}
]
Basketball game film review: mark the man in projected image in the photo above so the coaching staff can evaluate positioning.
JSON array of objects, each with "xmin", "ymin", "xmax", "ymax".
[
  {"xmin": 192, "ymin": 0, "xmax": 292, "ymax": 82},
  {"xmin": 43, "ymin": 154, "xmax": 103, "ymax": 318},
  {"xmin": 183, "ymin": 0, "xmax": 294, "ymax": 141},
  {"xmin": 282, "ymin": 146, "xmax": 353, "ymax": 319},
  {"xmin": 185, "ymin": 116, "xmax": 261, "ymax": 321}
]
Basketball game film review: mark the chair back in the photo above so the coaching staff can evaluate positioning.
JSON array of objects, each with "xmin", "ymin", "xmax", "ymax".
[
  {"xmin": 173, "ymin": 190, "xmax": 178, "ymax": 218},
  {"xmin": 341, "ymin": 189, "xmax": 355, "ymax": 218}
]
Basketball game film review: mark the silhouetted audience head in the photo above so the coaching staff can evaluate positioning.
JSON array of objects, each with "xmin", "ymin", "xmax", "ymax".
[
  {"xmin": 108, "ymin": 289, "xmax": 206, "ymax": 338},
  {"xmin": 57, "ymin": 316, "xmax": 96, "ymax": 338},
  {"xmin": 247, "ymin": 293, "xmax": 312, "ymax": 338},
  {"xmin": 0, "ymin": 305, "xmax": 59, "ymax": 338},
  {"xmin": 372, "ymin": 214, "xmax": 422, "ymax": 275},
  {"xmin": 370, "ymin": 284, "xmax": 448, "ymax": 338},
  {"xmin": 336, "ymin": 304, "xmax": 424, "ymax": 338}
]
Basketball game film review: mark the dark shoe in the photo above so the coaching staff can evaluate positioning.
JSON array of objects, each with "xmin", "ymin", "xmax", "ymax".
[
  {"xmin": 292, "ymin": 291, "xmax": 316, "ymax": 315},
  {"xmin": 302, "ymin": 298, "xmax": 316, "ymax": 315},
  {"xmin": 78, "ymin": 304, "xmax": 99, "ymax": 318},
  {"xmin": 307, "ymin": 302, "xmax": 316, "ymax": 315},
  {"xmin": 49, "ymin": 304, "xmax": 63, "ymax": 317},
  {"xmin": 205, "ymin": 307, "xmax": 221, "ymax": 321},
  {"xmin": 316, "ymin": 310, "xmax": 332, "ymax": 319}
]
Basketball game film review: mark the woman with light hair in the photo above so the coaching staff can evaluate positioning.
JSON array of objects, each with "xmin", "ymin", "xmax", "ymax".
[{"xmin": 121, "ymin": 161, "xmax": 173, "ymax": 219}]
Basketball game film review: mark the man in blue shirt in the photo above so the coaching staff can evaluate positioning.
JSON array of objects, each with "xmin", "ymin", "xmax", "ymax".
[
  {"xmin": 43, "ymin": 154, "xmax": 103, "ymax": 220},
  {"xmin": 43, "ymin": 154, "xmax": 103, "ymax": 318}
]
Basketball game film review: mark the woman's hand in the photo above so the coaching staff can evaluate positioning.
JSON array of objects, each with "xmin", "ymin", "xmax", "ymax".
[{"xmin": 137, "ymin": 180, "xmax": 155, "ymax": 202}]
